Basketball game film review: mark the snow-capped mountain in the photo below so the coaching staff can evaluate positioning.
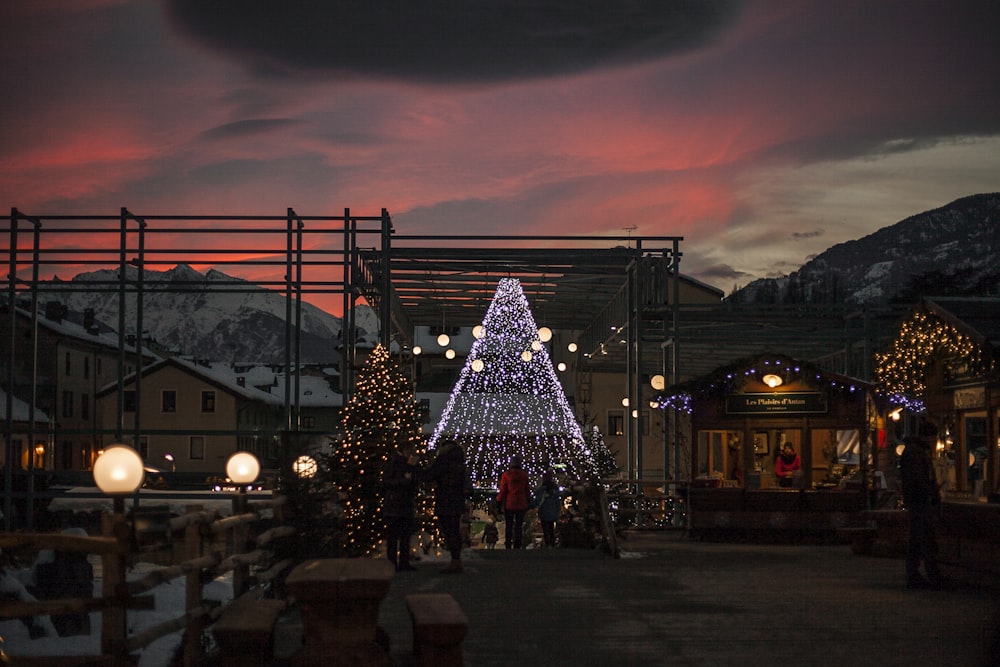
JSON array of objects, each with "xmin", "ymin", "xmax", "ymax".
[
  {"xmin": 732, "ymin": 193, "xmax": 1000, "ymax": 305},
  {"xmin": 49, "ymin": 264, "xmax": 378, "ymax": 364}
]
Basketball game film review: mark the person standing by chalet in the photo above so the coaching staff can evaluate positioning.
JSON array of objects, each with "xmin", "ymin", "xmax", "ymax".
[
  {"xmin": 421, "ymin": 439, "xmax": 471, "ymax": 573},
  {"xmin": 531, "ymin": 471, "xmax": 562, "ymax": 548},
  {"xmin": 497, "ymin": 454, "xmax": 531, "ymax": 549},
  {"xmin": 775, "ymin": 443, "xmax": 802, "ymax": 488},
  {"xmin": 900, "ymin": 423, "xmax": 943, "ymax": 589},
  {"xmin": 382, "ymin": 441, "xmax": 419, "ymax": 571}
]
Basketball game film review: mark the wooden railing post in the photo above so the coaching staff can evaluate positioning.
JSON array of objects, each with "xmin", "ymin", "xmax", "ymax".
[
  {"xmin": 182, "ymin": 504, "xmax": 206, "ymax": 667},
  {"xmin": 100, "ymin": 511, "xmax": 131, "ymax": 666},
  {"xmin": 231, "ymin": 493, "xmax": 250, "ymax": 597}
]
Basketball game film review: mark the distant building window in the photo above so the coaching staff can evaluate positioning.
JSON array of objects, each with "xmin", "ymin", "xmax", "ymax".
[
  {"xmin": 84, "ymin": 356, "xmax": 90, "ymax": 380},
  {"xmin": 81, "ymin": 394, "xmax": 90, "ymax": 420},
  {"xmin": 65, "ymin": 352, "xmax": 71, "ymax": 376},
  {"xmin": 162, "ymin": 390, "xmax": 177, "ymax": 413},
  {"xmin": 62, "ymin": 390, "xmax": 73, "ymax": 418},
  {"xmin": 137, "ymin": 436, "xmax": 149, "ymax": 460},
  {"xmin": 124, "ymin": 391, "xmax": 136, "ymax": 412},
  {"xmin": 201, "ymin": 391, "xmax": 216, "ymax": 413},
  {"xmin": 301, "ymin": 416, "xmax": 315, "ymax": 429},
  {"xmin": 608, "ymin": 410, "xmax": 624, "ymax": 437},
  {"xmin": 189, "ymin": 436, "xmax": 205, "ymax": 460}
]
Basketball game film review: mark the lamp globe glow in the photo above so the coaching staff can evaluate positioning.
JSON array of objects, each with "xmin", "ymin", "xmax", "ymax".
[
  {"xmin": 445, "ymin": 348, "xmax": 456, "ymax": 359},
  {"xmin": 521, "ymin": 350, "xmax": 532, "ymax": 362},
  {"xmin": 650, "ymin": 374, "xmax": 665, "ymax": 391},
  {"xmin": 226, "ymin": 451, "xmax": 260, "ymax": 484},
  {"xmin": 412, "ymin": 345, "xmax": 422, "ymax": 356},
  {"xmin": 471, "ymin": 358, "xmax": 485, "ymax": 372},
  {"xmin": 93, "ymin": 444, "xmax": 145, "ymax": 495},
  {"xmin": 762, "ymin": 373, "xmax": 783, "ymax": 388},
  {"xmin": 293, "ymin": 455, "xmax": 318, "ymax": 479},
  {"xmin": 437, "ymin": 333, "xmax": 450, "ymax": 347},
  {"xmin": 473, "ymin": 324, "xmax": 485, "ymax": 339},
  {"xmin": 538, "ymin": 326, "xmax": 552, "ymax": 342},
  {"xmin": 567, "ymin": 342, "xmax": 578, "ymax": 353}
]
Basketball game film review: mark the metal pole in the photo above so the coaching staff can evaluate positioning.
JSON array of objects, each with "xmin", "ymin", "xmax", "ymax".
[{"xmin": 4, "ymin": 209, "xmax": 18, "ymax": 530}]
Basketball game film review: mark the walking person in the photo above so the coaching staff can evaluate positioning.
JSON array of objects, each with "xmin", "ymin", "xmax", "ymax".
[
  {"xmin": 421, "ymin": 439, "xmax": 472, "ymax": 573},
  {"xmin": 497, "ymin": 454, "xmax": 531, "ymax": 549},
  {"xmin": 382, "ymin": 441, "xmax": 419, "ymax": 571},
  {"xmin": 532, "ymin": 471, "xmax": 562, "ymax": 548},
  {"xmin": 900, "ymin": 422, "xmax": 943, "ymax": 589}
]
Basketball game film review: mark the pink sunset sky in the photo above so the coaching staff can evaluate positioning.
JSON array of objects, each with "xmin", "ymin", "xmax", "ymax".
[{"xmin": 2, "ymin": 0, "xmax": 998, "ymax": 296}]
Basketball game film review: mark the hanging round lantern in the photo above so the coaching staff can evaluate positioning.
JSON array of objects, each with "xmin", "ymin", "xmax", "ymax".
[
  {"xmin": 472, "ymin": 358, "xmax": 485, "ymax": 372},
  {"xmin": 538, "ymin": 326, "xmax": 552, "ymax": 342}
]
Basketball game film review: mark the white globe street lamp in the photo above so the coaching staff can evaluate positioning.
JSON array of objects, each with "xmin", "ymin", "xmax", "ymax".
[{"xmin": 93, "ymin": 444, "xmax": 145, "ymax": 513}]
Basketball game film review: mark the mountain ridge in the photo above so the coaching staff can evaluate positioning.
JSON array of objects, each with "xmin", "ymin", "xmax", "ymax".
[
  {"xmin": 50, "ymin": 264, "xmax": 377, "ymax": 364},
  {"xmin": 730, "ymin": 193, "xmax": 1000, "ymax": 305}
]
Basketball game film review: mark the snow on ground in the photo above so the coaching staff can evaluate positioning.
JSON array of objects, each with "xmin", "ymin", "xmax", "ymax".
[{"xmin": 1, "ymin": 558, "xmax": 233, "ymax": 666}]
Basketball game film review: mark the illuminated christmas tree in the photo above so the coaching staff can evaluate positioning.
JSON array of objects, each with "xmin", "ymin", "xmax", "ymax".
[
  {"xmin": 586, "ymin": 425, "xmax": 619, "ymax": 479},
  {"xmin": 429, "ymin": 278, "xmax": 598, "ymax": 486},
  {"xmin": 335, "ymin": 343, "xmax": 426, "ymax": 556}
]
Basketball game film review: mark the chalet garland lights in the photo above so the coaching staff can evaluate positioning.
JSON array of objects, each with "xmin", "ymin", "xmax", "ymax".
[
  {"xmin": 874, "ymin": 310, "xmax": 991, "ymax": 398},
  {"xmin": 653, "ymin": 355, "xmax": 863, "ymax": 415},
  {"xmin": 429, "ymin": 278, "xmax": 598, "ymax": 485}
]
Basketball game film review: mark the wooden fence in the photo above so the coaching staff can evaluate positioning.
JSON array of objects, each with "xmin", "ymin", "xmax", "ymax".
[{"xmin": 0, "ymin": 494, "xmax": 295, "ymax": 667}]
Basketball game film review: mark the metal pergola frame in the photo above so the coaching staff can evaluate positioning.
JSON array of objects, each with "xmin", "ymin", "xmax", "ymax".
[
  {"xmin": 4, "ymin": 206, "xmax": 896, "ymax": 532},
  {"xmin": 3, "ymin": 208, "xmax": 691, "ymax": 527}
]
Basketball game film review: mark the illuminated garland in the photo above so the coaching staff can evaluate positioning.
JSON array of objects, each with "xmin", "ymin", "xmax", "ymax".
[
  {"xmin": 875, "ymin": 310, "xmax": 992, "ymax": 398},
  {"xmin": 336, "ymin": 343, "xmax": 426, "ymax": 557},
  {"xmin": 429, "ymin": 278, "xmax": 598, "ymax": 486},
  {"xmin": 653, "ymin": 354, "xmax": 863, "ymax": 412}
]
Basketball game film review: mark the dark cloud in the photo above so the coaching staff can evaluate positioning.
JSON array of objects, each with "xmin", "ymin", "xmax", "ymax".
[
  {"xmin": 199, "ymin": 118, "xmax": 302, "ymax": 141},
  {"xmin": 688, "ymin": 262, "xmax": 748, "ymax": 284},
  {"xmin": 165, "ymin": 0, "xmax": 742, "ymax": 83}
]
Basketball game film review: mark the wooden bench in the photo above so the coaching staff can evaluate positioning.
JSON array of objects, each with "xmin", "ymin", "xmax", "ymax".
[
  {"xmin": 405, "ymin": 593, "xmax": 468, "ymax": 667},
  {"xmin": 212, "ymin": 596, "xmax": 287, "ymax": 667}
]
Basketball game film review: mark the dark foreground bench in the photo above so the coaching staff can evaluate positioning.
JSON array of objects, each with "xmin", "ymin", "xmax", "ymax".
[
  {"xmin": 212, "ymin": 596, "xmax": 287, "ymax": 667},
  {"xmin": 405, "ymin": 593, "xmax": 468, "ymax": 667}
]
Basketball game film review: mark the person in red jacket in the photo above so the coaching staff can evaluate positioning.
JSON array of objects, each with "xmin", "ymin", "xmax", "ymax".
[
  {"xmin": 775, "ymin": 443, "xmax": 801, "ymax": 488},
  {"xmin": 497, "ymin": 454, "xmax": 531, "ymax": 549}
]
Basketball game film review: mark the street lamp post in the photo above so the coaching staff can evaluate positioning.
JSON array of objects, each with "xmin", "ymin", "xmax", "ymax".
[
  {"xmin": 225, "ymin": 451, "xmax": 260, "ymax": 597},
  {"xmin": 92, "ymin": 443, "xmax": 144, "ymax": 661}
]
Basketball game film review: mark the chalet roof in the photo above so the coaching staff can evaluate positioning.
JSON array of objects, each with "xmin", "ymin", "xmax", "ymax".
[{"xmin": 658, "ymin": 352, "xmax": 873, "ymax": 401}]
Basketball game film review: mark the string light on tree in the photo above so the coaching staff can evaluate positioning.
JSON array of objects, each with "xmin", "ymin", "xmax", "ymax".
[
  {"xmin": 429, "ymin": 278, "xmax": 598, "ymax": 486},
  {"xmin": 335, "ymin": 343, "xmax": 426, "ymax": 556},
  {"xmin": 875, "ymin": 309, "xmax": 991, "ymax": 399}
]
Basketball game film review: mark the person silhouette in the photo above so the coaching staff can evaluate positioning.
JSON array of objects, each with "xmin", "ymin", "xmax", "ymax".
[{"xmin": 497, "ymin": 454, "xmax": 531, "ymax": 549}]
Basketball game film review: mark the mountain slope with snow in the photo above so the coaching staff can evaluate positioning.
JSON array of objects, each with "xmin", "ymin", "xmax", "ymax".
[{"xmin": 49, "ymin": 264, "xmax": 378, "ymax": 364}]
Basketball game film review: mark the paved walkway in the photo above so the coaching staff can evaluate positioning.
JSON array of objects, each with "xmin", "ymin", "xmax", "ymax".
[{"xmin": 276, "ymin": 531, "xmax": 1000, "ymax": 666}]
